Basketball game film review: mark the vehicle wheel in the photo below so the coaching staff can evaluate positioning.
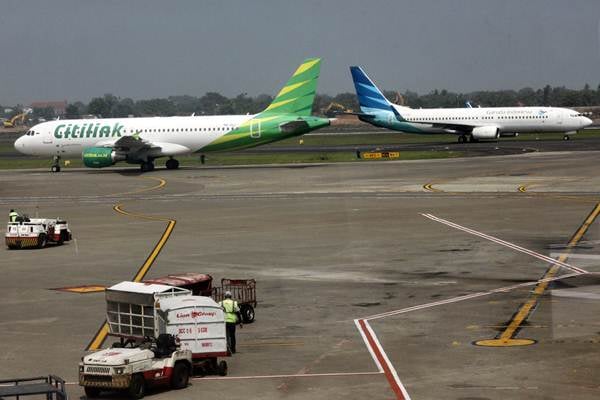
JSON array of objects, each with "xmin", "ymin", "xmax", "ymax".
[
  {"xmin": 458, "ymin": 135, "xmax": 466, "ymax": 143},
  {"xmin": 51, "ymin": 165, "xmax": 61, "ymax": 173},
  {"xmin": 468, "ymin": 135, "xmax": 478, "ymax": 143},
  {"xmin": 241, "ymin": 304, "xmax": 255, "ymax": 323},
  {"xmin": 84, "ymin": 386, "xmax": 101, "ymax": 398},
  {"xmin": 563, "ymin": 135, "xmax": 570, "ymax": 141},
  {"xmin": 218, "ymin": 360, "xmax": 228, "ymax": 376},
  {"xmin": 128, "ymin": 374, "xmax": 146, "ymax": 399},
  {"xmin": 37, "ymin": 233, "xmax": 47, "ymax": 249},
  {"xmin": 171, "ymin": 361, "xmax": 190, "ymax": 389},
  {"xmin": 140, "ymin": 161, "xmax": 154, "ymax": 173},
  {"xmin": 165, "ymin": 158, "xmax": 179, "ymax": 170}
]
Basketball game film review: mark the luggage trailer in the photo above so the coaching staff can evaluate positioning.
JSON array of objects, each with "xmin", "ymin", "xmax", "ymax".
[{"xmin": 79, "ymin": 282, "xmax": 229, "ymax": 398}]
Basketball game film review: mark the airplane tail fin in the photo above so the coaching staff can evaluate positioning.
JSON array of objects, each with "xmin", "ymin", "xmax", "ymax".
[
  {"xmin": 349, "ymin": 66, "xmax": 395, "ymax": 113},
  {"xmin": 261, "ymin": 58, "xmax": 321, "ymax": 116}
]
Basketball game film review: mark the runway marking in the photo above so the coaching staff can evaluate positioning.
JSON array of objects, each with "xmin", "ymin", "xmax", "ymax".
[
  {"xmin": 518, "ymin": 184, "xmax": 528, "ymax": 193},
  {"xmin": 52, "ymin": 285, "xmax": 106, "ymax": 293},
  {"xmin": 55, "ymin": 371, "xmax": 383, "ymax": 386},
  {"xmin": 195, "ymin": 371, "xmax": 383, "ymax": 381},
  {"xmin": 109, "ymin": 177, "xmax": 167, "ymax": 197},
  {"xmin": 362, "ymin": 272, "xmax": 582, "ymax": 321},
  {"xmin": 421, "ymin": 213, "xmax": 587, "ymax": 274},
  {"xmin": 86, "ymin": 177, "xmax": 175, "ymax": 351},
  {"xmin": 239, "ymin": 341, "xmax": 305, "ymax": 348},
  {"xmin": 475, "ymin": 202, "xmax": 600, "ymax": 346},
  {"xmin": 354, "ymin": 319, "xmax": 411, "ymax": 400},
  {"xmin": 423, "ymin": 182, "xmax": 443, "ymax": 192},
  {"xmin": 352, "ymin": 203, "xmax": 598, "ymax": 395}
]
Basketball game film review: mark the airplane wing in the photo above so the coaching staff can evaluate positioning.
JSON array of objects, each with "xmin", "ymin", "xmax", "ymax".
[
  {"xmin": 95, "ymin": 133, "xmax": 155, "ymax": 151},
  {"xmin": 94, "ymin": 134, "xmax": 191, "ymax": 158}
]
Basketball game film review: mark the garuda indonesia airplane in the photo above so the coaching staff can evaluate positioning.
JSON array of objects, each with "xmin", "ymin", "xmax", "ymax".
[
  {"xmin": 350, "ymin": 66, "xmax": 592, "ymax": 143},
  {"xmin": 15, "ymin": 58, "xmax": 329, "ymax": 172}
]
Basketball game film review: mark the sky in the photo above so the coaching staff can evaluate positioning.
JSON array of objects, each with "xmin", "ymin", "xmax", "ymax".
[{"xmin": 1, "ymin": 0, "xmax": 600, "ymax": 105}]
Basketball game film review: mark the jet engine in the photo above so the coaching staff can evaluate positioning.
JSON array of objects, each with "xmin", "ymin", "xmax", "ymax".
[
  {"xmin": 82, "ymin": 147, "xmax": 125, "ymax": 168},
  {"xmin": 471, "ymin": 126, "xmax": 499, "ymax": 139}
]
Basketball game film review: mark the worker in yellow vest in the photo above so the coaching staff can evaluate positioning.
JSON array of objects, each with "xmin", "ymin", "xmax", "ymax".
[
  {"xmin": 8, "ymin": 209, "xmax": 19, "ymax": 222},
  {"xmin": 219, "ymin": 291, "xmax": 242, "ymax": 354}
]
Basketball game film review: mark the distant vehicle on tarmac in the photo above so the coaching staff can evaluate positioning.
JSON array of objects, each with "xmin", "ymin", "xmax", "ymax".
[
  {"xmin": 5, "ymin": 217, "xmax": 72, "ymax": 249},
  {"xmin": 349, "ymin": 66, "xmax": 593, "ymax": 142}
]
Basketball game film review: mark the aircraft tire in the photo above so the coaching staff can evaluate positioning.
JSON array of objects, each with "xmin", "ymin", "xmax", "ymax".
[{"xmin": 166, "ymin": 159, "xmax": 179, "ymax": 170}]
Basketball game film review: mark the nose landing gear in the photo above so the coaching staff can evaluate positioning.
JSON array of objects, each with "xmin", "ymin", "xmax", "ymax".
[
  {"xmin": 51, "ymin": 156, "xmax": 61, "ymax": 173},
  {"xmin": 140, "ymin": 161, "xmax": 155, "ymax": 172}
]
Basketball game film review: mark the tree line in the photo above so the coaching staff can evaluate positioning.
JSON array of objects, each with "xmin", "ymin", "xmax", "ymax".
[{"xmin": 4, "ymin": 83, "xmax": 600, "ymax": 121}]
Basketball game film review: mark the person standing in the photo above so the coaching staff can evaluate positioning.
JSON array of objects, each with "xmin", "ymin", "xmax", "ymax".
[
  {"xmin": 219, "ymin": 291, "xmax": 242, "ymax": 354},
  {"xmin": 8, "ymin": 209, "xmax": 19, "ymax": 222}
]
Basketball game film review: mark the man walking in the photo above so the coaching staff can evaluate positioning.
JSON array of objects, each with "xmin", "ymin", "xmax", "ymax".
[{"xmin": 219, "ymin": 291, "xmax": 242, "ymax": 354}]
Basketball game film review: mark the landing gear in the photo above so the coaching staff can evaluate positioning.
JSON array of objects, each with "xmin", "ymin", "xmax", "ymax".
[
  {"xmin": 458, "ymin": 135, "xmax": 467, "ymax": 143},
  {"xmin": 563, "ymin": 135, "xmax": 571, "ymax": 141},
  {"xmin": 165, "ymin": 158, "xmax": 179, "ymax": 170},
  {"xmin": 140, "ymin": 161, "xmax": 155, "ymax": 172},
  {"xmin": 468, "ymin": 135, "xmax": 479, "ymax": 143},
  {"xmin": 51, "ymin": 156, "xmax": 61, "ymax": 172}
]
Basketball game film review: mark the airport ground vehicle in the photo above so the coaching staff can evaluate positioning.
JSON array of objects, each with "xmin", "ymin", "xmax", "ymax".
[
  {"xmin": 79, "ymin": 282, "xmax": 229, "ymax": 398},
  {"xmin": 5, "ymin": 217, "xmax": 72, "ymax": 249},
  {"xmin": 145, "ymin": 273, "xmax": 257, "ymax": 323},
  {"xmin": 0, "ymin": 375, "xmax": 67, "ymax": 400}
]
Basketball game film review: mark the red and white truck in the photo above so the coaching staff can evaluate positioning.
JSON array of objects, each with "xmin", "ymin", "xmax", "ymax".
[
  {"xmin": 5, "ymin": 218, "xmax": 72, "ymax": 249},
  {"xmin": 79, "ymin": 282, "xmax": 229, "ymax": 398}
]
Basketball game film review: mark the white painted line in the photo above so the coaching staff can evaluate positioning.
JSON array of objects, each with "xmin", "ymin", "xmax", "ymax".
[
  {"xmin": 364, "ymin": 272, "xmax": 583, "ymax": 321},
  {"xmin": 193, "ymin": 371, "xmax": 383, "ymax": 381},
  {"xmin": 363, "ymin": 319, "xmax": 412, "ymax": 400},
  {"xmin": 422, "ymin": 214, "xmax": 588, "ymax": 274},
  {"xmin": 354, "ymin": 318, "xmax": 383, "ymax": 372}
]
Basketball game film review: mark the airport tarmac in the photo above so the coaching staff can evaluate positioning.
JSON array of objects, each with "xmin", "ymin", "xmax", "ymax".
[{"xmin": 2, "ymin": 150, "xmax": 600, "ymax": 399}]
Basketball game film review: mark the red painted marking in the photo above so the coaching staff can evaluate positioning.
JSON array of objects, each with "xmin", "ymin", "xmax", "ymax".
[{"xmin": 358, "ymin": 319, "xmax": 406, "ymax": 399}]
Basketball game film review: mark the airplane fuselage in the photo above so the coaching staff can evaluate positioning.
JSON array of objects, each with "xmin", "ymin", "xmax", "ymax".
[
  {"xmin": 15, "ymin": 115, "xmax": 254, "ymax": 157},
  {"xmin": 364, "ymin": 105, "xmax": 591, "ymax": 135}
]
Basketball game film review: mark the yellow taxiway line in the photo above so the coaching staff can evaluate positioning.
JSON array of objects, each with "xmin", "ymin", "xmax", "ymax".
[
  {"xmin": 475, "ymin": 202, "xmax": 600, "ymax": 347},
  {"xmin": 423, "ymin": 182, "xmax": 443, "ymax": 192},
  {"xmin": 86, "ymin": 177, "xmax": 175, "ymax": 351}
]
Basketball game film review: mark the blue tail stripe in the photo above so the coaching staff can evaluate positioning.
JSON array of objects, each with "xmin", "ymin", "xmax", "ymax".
[
  {"xmin": 356, "ymin": 82, "xmax": 384, "ymax": 98},
  {"xmin": 350, "ymin": 66, "xmax": 391, "ymax": 111},
  {"xmin": 360, "ymin": 96, "xmax": 390, "ymax": 109}
]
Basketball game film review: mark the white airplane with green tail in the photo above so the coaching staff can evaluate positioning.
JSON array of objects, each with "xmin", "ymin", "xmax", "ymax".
[{"xmin": 15, "ymin": 58, "xmax": 329, "ymax": 172}]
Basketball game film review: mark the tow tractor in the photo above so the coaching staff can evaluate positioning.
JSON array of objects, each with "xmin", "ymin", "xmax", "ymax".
[
  {"xmin": 5, "ymin": 217, "xmax": 72, "ymax": 249},
  {"xmin": 79, "ymin": 281, "xmax": 229, "ymax": 398}
]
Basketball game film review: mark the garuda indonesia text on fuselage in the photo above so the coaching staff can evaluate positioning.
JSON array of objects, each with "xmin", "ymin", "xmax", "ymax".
[
  {"xmin": 349, "ymin": 66, "xmax": 592, "ymax": 143},
  {"xmin": 14, "ymin": 58, "xmax": 330, "ymax": 172}
]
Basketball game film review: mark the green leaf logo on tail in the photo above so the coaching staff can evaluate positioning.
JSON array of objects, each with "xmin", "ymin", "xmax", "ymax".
[{"xmin": 260, "ymin": 58, "xmax": 321, "ymax": 117}]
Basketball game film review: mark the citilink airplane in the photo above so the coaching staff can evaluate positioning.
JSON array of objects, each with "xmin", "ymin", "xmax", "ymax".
[
  {"xmin": 15, "ymin": 58, "xmax": 329, "ymax": 172},
  {"xmin": 350, "ymin": 66, "xmax": 592, "ymax": 143}
]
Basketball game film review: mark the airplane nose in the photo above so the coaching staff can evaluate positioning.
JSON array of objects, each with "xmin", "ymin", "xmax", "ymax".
[
  {"xmin": 583, "ymin": 117, "xmax": 593, "ymax": 127},
  {"xmin": 14, "ymin": 136, "xmax": 27, "ymax": 154}
]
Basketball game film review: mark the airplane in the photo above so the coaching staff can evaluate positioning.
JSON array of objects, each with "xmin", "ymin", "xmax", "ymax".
[
  {"xmin": 349, "ymin": 66, "xmax": 593, "ymax": 143},
  {"xmin": 14, "ymin": 58, "xmax": 330, "ymax": 172}
]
